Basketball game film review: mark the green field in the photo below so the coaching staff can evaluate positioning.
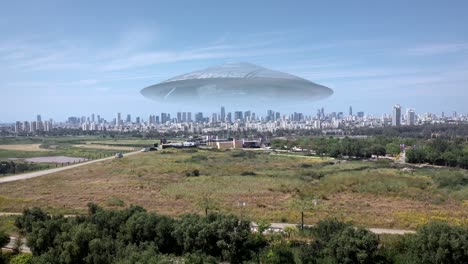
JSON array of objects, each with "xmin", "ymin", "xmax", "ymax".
[{"xmin": 0, "ymin": 148, "xmax": 466, "ymax": 229}]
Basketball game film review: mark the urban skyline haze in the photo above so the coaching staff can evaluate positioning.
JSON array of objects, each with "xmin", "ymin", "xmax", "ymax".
[{"xmin": 1, "ymin": 0, "xmax": 468, "ymax": 121}]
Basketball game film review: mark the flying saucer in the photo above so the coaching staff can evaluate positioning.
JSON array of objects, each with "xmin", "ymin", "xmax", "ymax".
[{"xmin": 141, "ymin": 62, "xmax": 333, "ymax": 107}]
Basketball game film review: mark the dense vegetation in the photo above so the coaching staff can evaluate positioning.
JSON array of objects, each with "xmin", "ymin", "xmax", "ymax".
[
  {"xmin": 3, "ymin": 206, "xmax": 467, "ymax": 264},
  {"xmin": 272, "ymin": 136, "xmax": 468, "ymax": 168}
]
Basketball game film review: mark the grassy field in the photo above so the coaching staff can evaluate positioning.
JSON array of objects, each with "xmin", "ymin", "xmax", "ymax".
[
  {"xmin": 0, "ymin": 148, "xmax": 466, "ymax": 229},
  {"xmin": 0, "ymin": 144, "xmax": 50, "ymax": 152}
]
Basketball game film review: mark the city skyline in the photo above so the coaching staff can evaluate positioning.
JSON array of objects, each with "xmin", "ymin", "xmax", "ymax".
[{"xmin": 1, "ymin": 1, "xmax": 468, "ymax": 121}]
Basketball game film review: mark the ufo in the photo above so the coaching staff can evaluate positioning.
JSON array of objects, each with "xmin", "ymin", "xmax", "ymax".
[{"xmin": 141, "ymin": 62, "xmax": 333, "ymax": 108}]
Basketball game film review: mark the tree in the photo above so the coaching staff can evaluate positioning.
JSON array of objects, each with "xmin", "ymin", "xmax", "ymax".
[
  {"xmin": 197, "ymin": 194, "xmax": 219, "ymax": 216},
  {"xmin": 9, "ymin": 254, "xmax": 32, "ymax": 264},
  {"xmin": 324, "ymin": 226, "xmax": 379, "ymax": 264},
  {"xmin": 0, "ymin": 231, "xmax": 9, "ymax": 248},
  {"xmin": 290, "ymin": 196, "xmax": 320, "ymax": 230},
  {"xmin": 386, "ymin": 143, "xmax": 401, "ymax": 156},
  {"xmin": 406, "ymin": 222, "xmax": 468, "ymax": 264}
]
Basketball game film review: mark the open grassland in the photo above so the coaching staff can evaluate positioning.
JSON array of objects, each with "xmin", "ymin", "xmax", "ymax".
[
  {"xmin": 0, "ymin": 144, "xmax": 49, "ymax": 152},
  {"xmin": 0, "ymin": 149, "xmax": 466, "ymax": 229}
]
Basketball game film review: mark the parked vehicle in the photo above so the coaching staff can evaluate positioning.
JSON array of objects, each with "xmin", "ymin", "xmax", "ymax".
[{"xmin": 115, "ymin": 153, "xmax": 124, "ymax": 158}]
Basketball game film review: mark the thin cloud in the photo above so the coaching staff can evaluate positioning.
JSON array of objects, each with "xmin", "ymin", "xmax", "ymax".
[{"xmin": 404, "ymin": 43, "xmax": 468, "ymax": 56}]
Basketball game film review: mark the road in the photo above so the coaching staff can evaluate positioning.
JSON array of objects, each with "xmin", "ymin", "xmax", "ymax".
[
  {"xmin": 0, "ymin": 151, "xmax": 140, "ymax": 184},
  {"xmin": 3, "ymin": 237, "xmax": 30, "ymax": 253},
  {"xmin": 252, "ymin": 222, "xmax": 415, "ymax": 235}
]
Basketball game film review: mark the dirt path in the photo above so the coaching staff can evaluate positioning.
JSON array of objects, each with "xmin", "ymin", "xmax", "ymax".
[
  {"xmin": 0, "ymin": 151, "xmax": 140, "ymax": 184},
  {"xmin": 252, "ymin": 222, "xmax": 415, "ymax": 235}
]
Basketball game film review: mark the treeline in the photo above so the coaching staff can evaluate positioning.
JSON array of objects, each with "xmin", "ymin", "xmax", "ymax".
[
  {"xmin": 2, "ymin": 205, "xmax": 467, "ymax": 264},
  {"xmin": 0, "ymin": 161, "xmax": 43, "ymax": 175},
  {"xmin": 349, "ymin": 124, "xmax": 468, "ymax": 139},
  {"xmin": 406, "ymin": 138, "xmax": 468, "ymax": 169},
  {"xmin": 271, "ymin": 136, "xmax": 405, "ymax": 158}
]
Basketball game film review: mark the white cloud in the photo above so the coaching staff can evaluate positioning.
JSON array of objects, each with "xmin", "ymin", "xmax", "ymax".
[{"xmin": 404, "ymin": 43, "xmax": 468, "ymax": 56}]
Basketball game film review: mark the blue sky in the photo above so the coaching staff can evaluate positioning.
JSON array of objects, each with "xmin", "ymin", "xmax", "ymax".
[{"xmin": 1, "ymin": 0, "xmax": 467, "ymax": 122}]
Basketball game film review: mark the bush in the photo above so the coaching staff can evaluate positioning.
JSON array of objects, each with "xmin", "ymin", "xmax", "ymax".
[
  {"xmin": 260, "ymin": 243, "xmax": 295, "ymax": 264},
  {"xmin": 405, "ymin": 222, "xmax": 468, "ymax": 264},
  {"xmin": 9, "ymin": 254, "xmax": 32, "ymax": 264},
  {"xmin": 241, "ymin": 171, "xmax": 257, "ymax": 176},
  {"xmin": 106, "ymin": 196, "xmax": 126, "ymax": 207},
  {"xmin": 324, "ymin": 226, "xmax": 379, "ymax": 264},
  {"xmin": 0, "ymin": 230, "xmax": 9, "ymax": 248}
]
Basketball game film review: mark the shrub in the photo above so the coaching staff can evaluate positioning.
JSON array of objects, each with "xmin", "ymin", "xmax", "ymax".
[
  {"xmin": 9, "ymin": 254, "xmax": 32, "ymax": 264},
  {"xmin": 241, "ymin": 171, "xmax": 257, "ymax": 176},
  {"xmin": 324, "ymin": 226, "xmax": 379, "ymax": 264},
  {"xmin": 405, "ymin": 222, "xmax": 468, "ymax": 264},
  {"xmin": 106, "ymin": 196, "xmax": 126, "ymax": 207}
]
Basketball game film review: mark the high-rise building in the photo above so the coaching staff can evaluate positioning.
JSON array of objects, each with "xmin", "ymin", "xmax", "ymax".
[
  {"xmin": 234, "ymin": 111, "xmax": 243, "ymax": 122},
  {"xmin": 267, "ymin": 110, "xmax": 275, "ymax": 121},
  {"xmin": 226, "ymin": 112, "xmax": 232, "ymax": 123},
  {"xmin": 30, "ymin": 121, "xmax": 37, "ymax": 132},
  {"xmin": 407, "ymin": 108, "xmax": 416, "ymax": 125},
  {"xmin": 182, "ymin": 112, "xmax": 187, "ymax": 122},
  {"xmin": 126, "ymin": 114, "xmax": 131, "ymax": 123},
  {"xmin": 161, "ymin": 113, "xmax": 168, "ymax": 124},
  {"xmin": 136, "ymin": 117, "xmax": 140, "ymax": 124},
  {"xmin": 91, "ymin": 114, "xmax": 95, "ymax": 123},
  {"xmin": 244, "ymin": 111, "xmax": 251, "ymax": 121},
  {"xmin": 23, "ymin": 121, "xmax": 30, "ymax": 132},
  {"xmin": 357, "ymin": 111, "xmax": 364, "ymax": 118},
  {"xmin": 15, "ymin": 121, "xmax": 22, "ymax": 133},
  {"xmin": 187, "ymin": 112, "xmax": 192, "ymax": 122},
  {"xmin": 37, "ymin": 115, "xmax": 42, "ymax": 122},
  {"xmin": 177, "ymin": 112, "xmax": 182, "ymax": 123},
  {"xmin": 220, "ymin": 106, "xmax": 225, "ymax": 122},
  {"xmin": 392, "ymin": 104, "xmax": 401, "ymax": 126},
  {"xmin": 195, "ymin": 112, "xmax": 204, "ymax": 122},
  {"xmin": 117, "ymin": 113, "xmax": 122, "ymax": 126},
  {"xmin": 349, "ymin": 106, "xmax": 353, "ymax": 116}
]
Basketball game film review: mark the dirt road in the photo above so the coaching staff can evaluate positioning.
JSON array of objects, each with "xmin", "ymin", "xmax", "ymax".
[{"xmin": 0, "ymin": 151, "xmax": 140, "ymax": 184}]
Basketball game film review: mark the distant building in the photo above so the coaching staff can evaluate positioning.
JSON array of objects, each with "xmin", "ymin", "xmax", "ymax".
[
  {"xmin": 349, "ymin": 106, "xmax": 353, "ymax": 116},
  {"xmin": 357, "ymin": 111, "xmax": 364, "ymax": 118},
  {"xmin": 392, "ymin": 104, "xmax": 401, "ymax": 126},
  {"xmin": 407, "ymin": 109, "xmax": 416, "ymax": 125},
  {"xmin": 220, "ymin": 106, "xmax": 225, "ymax": 122}
]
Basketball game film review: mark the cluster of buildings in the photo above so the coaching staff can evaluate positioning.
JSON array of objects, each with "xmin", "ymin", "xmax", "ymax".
[
  {"xmin": 7, "ymin": 105, "xmax": 467, "ymax": 135},
  {"xmin": 14, "ymin": 115, "xmax": 53, "ymax": 133}
]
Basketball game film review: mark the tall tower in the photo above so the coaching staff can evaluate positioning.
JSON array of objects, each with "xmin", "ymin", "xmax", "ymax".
[
  {"xmin": 392, "ymin": 105, "xmax": 401, "ymax": 126},
  {"xmin": 117, "ymin": 113, "xmax": 122, "ymax": 126},
  {"xmin": 407, "ymin": 108, "xmax": 415, "ymax": 126},
  {"xmin": 221, "ymin": 106, "xmax": 225, "ymax": 122},
  {"xmin": 349, "ymin": 106, "xmax": 353, "ymax": 116}
]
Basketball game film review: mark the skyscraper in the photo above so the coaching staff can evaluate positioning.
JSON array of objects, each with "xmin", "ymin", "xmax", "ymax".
[
  {"xmin": 349, "ymin": 106, "xmax": 353, "ymax": 116},
  {"xmin": 221, "ymin": 106, "xmax": 225, "ymax": 122},
  {"xmin": 392, "ymin": 105, "xmax": 401, "ymax": 126},
  {"xmin": 177, "ymin": 112, "xmax": 182, "ymax": 123},
  {"xmin": 117, "ymin": 113, "xmax": 122, "ymax": 126},
  {"xmin": 407, "ymin": 108, "xmax": 415, "ymax": 126}
]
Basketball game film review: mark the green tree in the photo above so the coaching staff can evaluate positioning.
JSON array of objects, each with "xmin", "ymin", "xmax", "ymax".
[
  {"xmin": 386, "ymin": 143, "xmax": 401, "ymax": 156},
  {"xmin": 324, "ymin": 226, "xmax": 379, "ymax": 264},
  {"xmin": 406, "ymin": 222, "xmax": 468, "ymax": 264},
  {"xmin": 9, "ymin": 254, "xmax": 33, "ymax": 264}
]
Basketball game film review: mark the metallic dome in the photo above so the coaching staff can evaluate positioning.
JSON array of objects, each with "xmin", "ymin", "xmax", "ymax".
[{"xmin": 141, "ymin": 62, "xmax": 333, "ymax": 107}]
